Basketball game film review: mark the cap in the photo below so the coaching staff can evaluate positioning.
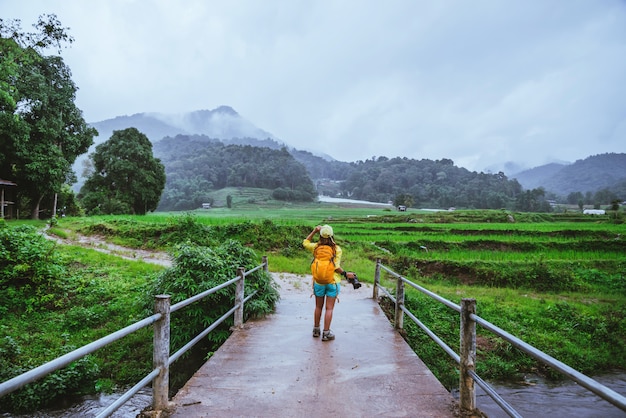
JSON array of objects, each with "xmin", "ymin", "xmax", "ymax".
[{"xmin": 319, "ymin": 224, "xmax": 334, "ymax": 238}]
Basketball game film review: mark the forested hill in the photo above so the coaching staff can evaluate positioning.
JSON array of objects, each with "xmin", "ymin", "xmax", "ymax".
[
  {"xmin": 153, "ymin": 134, "xmax": 317, "ymax": 211},
  {"xmin": 85, "ymin": 108, "xmax": 623, "ymax": 202},
  {"xmin": 289, "ymin": 148, "xmax": 352, "ymax": 180},
  {"xmin": 153, "ymin": 132, "xmax": 538, "ymax": 211},
  {"xmin": 331, "ymin": 157, "xmax": 525, "ymax": 210},
  {"xmin": 512, "ymin": 153, "xmax": 626, "ymax": 196}
]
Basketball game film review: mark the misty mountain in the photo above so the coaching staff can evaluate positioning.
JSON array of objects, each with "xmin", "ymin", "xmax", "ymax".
[
  {"xmin": 90, "ymin": 105, "xmax": 278, "ymax": 145},
  {"xmin": 510, "ymin": 163, "xmax": 567, "ymax": 190},
  {"xmin": 73, "ymin": 106, "xmax": 285, "ymax": 191},
  {"xmin": 512, "ymin": 153, "xmax": 626, "ymax": 196},
  {"xmin": 74, "ymin": 106, "xmax": 624, "ymax": 200}
]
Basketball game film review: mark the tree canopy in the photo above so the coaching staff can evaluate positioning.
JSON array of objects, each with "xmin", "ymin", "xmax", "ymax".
[
  {"xmin": 154, "ymin": 134, "xmax": 317, "ymax": 210},
  {"xmin": 0, "ymin": 15, "xmax": 95, "ymax": 218},
  {"xmin": 79, "ymin": 128, "xmax": 166, "ymax": 215},
  {"xmin": 333, "ymin": 156, "xmax": 526, "ymax": 210}
]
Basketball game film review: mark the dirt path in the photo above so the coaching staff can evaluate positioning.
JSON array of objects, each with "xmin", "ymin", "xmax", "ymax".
[
  {"xmin": 44, "ymin": 227, "xmax": 173, "ymax": 266},
  {"xmin": 44, "ymin": 228, "xmax": 371, "ymax": 295},
  {"xmin": 44, "ymin": 223, "xmax": 378, "ymax": 302}
]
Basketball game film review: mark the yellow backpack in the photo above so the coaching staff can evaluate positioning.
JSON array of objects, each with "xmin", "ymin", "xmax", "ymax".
[{"xmin": 311, "ymin": 245, "xmax": 336, "ymax": 284}]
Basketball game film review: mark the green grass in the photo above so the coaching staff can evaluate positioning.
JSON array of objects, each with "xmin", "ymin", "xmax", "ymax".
[
  {"xmin": 3, "ymin": 204, "xmax": 624, "ymax": 404},
  {"xmin": 375, "ymin": 272, "xmax": 626, "ymax": 388},
  {"xmin": 1, "ymin": 243, "xmax": 165, "ymax": 411}
]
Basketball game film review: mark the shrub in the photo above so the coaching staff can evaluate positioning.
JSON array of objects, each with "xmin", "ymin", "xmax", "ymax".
[
  {"xmin": 143, "ymin": 239, "xmax": 279, "ymax": 350},
  {"xmin": 0, "ymin": 225, "xmax": 66, "ymax": 308}
]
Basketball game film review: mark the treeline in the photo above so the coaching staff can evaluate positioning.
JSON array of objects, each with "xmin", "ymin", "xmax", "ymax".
[
  {"xmin": 152, "ymin": 134, "xmax": 555, "ymax": 211},
  {"xmin": 154, "ymin": 135, "xmax": 317, "ymax": 211},
  {"xmin": 323, "ymin": 156, "xmax": 536, "ymax": 210}
]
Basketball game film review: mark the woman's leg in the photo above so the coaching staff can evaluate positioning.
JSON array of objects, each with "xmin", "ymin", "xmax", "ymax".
[
  {"xmin": 314, "ymin": 296, "xmax": 325, "ymax": 328},
  {"xmin": 323, "ymin": 296, "xmax": 336, "ymax": 331}
]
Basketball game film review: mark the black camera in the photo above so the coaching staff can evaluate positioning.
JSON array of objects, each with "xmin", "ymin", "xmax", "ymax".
[{"xmin": 347, "ymin": 273, "xmax": 362, "ymax": 289}]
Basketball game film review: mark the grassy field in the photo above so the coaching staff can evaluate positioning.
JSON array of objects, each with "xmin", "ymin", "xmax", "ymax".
[{"xmin": 2, "ymin": 200, "xmax": 625, "ymax": 410}]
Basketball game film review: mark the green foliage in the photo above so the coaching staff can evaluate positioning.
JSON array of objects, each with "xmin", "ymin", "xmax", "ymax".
[
  {"xmin": 156, "ymin": 175, "xmax": 214, "ymax": 211},
  {"xmin": 0, "ymin": 224, "xmax": 123, "ymax": 412},
  {"xmin": 514, "ymin": 187, "xmax": 553, "ymax": 212},
  {"xmin": 394, "ymin": 193, "xmax": 414, "ymax": 208},
  {"xmin": 79, "ymin": 127, "xmax": 165, "ymax": 215},
  {"xmin": 0, "ymin": 17, "xmax": 96, "ymax": 219},
  {"xmin": 0, "ymin": 14, "xmax": 74, "ymax": 52},
  {"xmin": 72, "ymin": 215, "xmax": 305, "ymax": 257},
  {"xmin": 143, "ymin": 239, "xmax": 279, "ymax": 351},
  {"xmin": 2, "ymin": 207, "xmax": 623, "ymax": 413},
  {"xmin": 153, "ymin": 137, "xmax": 317, "ymax": 210},
  {"xmin": 272, "ymin": 187, "xmax": 315, "ymax": 202},
  {"xmin": 56, "ymin": 184, "xmax": 85, "ymax": 217},
  {"xmin": 0, "ymin": 337, "xmax": 100, "ymax": 412},
  {"xmin": 388, "ymin": 285, "xmax": 626, "ymax": 390},
  {"xmin": 338, "ymin": 157, "xmax": 523, "ymax": 209},
  {"xmin": 0, "ymin": 225, "xmax": 65, "ymax": 294}
]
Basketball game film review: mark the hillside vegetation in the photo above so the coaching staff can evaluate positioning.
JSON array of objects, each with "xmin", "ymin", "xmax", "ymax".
[
  {"xmin": 151, "ymin": 133, "xmax": 548, "ymax": 212},
  {"xmin": 513, "ymin": 153, "xmax": 626, "ymax": 197},
  {"xmin": 151, "ymin": 133, "xmax": 625, "ymax": 214},
  {"xmin": 84, "ymin": 106, "xmax": 626, "ymax": 211},
  {"xmin": 153, "ymin": 137, "xmax": 317, "ymax": 210}
]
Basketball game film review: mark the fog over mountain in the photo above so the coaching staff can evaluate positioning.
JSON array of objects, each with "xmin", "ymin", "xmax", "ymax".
[
  {"xmin": 90, "ymin": 106, "xmax": 278, "ymax": 146},
  {"xmin": 6, "ymin": 1, "xmax": 626, "ymax": 175},
  {"xmin": 512, "ymin": 153, "xmax": 626, "ymax": 196},
  {"xmin": 74, "ymin": 106, "xmax": 625, "ymax": 199},
  {"xmin": 73, "ymin": 106, "xmax": 281, "ymax": 191}
]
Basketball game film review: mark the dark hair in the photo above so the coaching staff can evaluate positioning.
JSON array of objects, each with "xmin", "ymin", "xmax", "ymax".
[{"xmin": 317, "ymin": 235, "xmax": 336, "ymax": 249}]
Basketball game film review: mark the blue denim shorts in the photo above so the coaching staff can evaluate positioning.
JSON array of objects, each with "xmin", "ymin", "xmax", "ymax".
[{"xmin": 314, "ymin": 282, "xmax": 340, "ymax": 298}]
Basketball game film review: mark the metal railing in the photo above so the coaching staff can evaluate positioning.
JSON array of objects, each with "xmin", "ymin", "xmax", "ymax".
[
  {"xmin": 0, "ymin": 256, "xmax": 269, "ymax": 417},
  {"xmin": 373, "ymin": 258, "xmax": 626, "ymax": 417}
]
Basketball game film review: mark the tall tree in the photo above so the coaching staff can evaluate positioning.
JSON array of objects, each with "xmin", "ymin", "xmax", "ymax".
[
  {"xmin": 1, "ymin": 15, "xmax": 95, "ymax": 218},
  {"xmin": 80, "ymin": 128, "xmax": 166, "ymax": 215},
  {"xmin": 14, "ymin": 55, "xmax": 96, "ymax": 218}
]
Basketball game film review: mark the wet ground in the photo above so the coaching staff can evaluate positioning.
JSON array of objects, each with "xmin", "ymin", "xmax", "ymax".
[{"xmin": 168, "ymin": 273, "xmax": 458, "ymax": 417}]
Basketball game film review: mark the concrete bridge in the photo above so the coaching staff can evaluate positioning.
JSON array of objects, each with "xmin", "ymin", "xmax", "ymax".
[{"xmin": 168, "ymin": 273, "xmax": 457, "ymax": 417}]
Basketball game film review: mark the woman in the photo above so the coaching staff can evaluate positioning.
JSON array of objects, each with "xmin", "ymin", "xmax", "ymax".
[{"xmin": 303, "ymin": 224, "xmax": 356, "ymax": 341}]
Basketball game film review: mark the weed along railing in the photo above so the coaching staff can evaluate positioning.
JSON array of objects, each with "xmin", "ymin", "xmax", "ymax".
[
  {"xmin": 0, "ymin": 256, "xmax": 269, "ymax": 417},
  {"xmin": 373, "ymin": 258, "xmax": 626, "ymax": 417}
]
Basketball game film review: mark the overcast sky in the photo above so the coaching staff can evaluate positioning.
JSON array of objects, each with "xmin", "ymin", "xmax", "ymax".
[{"xmin": 3, "ymin": 1, "xmax": 626, "ymax": 172}]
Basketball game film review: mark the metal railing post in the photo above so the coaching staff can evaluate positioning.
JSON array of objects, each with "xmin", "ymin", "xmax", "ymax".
[
  {"xmin": 235, "ymin": 267, "xmax": 245, "ymax": 327},
  {"xmin": 153, "ymin": 294, "xmax": 171, "ymax": 412},
  {"xmin": 460, "ymin": 298, "xmax": 477, "ymax": 414},
  {"xmin": 394, "ymin": 276, "xmax": 405, "ymax": 330},
  {"xmin": 262, "ymin": 255, "xmax": 268, "ymax": 273},
  {"xmin": 373, "ymin": 258, "xmax": 381, "ymax": 300}
]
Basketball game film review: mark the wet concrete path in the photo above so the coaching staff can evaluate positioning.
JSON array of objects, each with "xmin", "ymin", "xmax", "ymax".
[{"xmin": 169, "ymin": 273, "xmax": 457, "ymax": 417}]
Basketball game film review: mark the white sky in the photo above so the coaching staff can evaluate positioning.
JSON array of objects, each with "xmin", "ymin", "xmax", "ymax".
[{"xmin": 3, "ymin": 0, "xmax": 626, "ymax": 172}]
